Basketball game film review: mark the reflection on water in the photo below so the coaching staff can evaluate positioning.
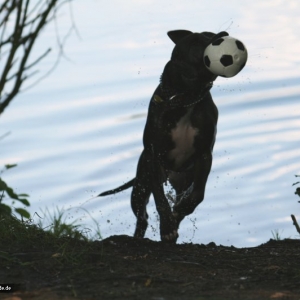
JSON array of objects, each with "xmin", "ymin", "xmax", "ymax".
[{"xmin": 0, "ymin": 0, "xmax": 300, "ymax": 247}]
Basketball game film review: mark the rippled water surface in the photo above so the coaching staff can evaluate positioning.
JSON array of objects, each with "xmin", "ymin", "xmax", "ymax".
[{"xmin": 1, "ymin": 0, "xmax": 300, "ymax": 247}]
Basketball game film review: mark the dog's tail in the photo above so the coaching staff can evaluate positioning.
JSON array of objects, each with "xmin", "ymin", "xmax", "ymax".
[{"xmin": 98, "ymin": 178, "xmax": 135, "ymax": 197}]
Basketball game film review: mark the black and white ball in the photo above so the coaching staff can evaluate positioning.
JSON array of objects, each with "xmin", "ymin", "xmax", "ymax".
[{"xmin": 204, "ymin": 36, "xmax": 248, "ymax": 78}]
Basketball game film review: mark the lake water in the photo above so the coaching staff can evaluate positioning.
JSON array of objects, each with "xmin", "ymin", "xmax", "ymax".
[{"xmin": 1, "ymin": 0, "xmax": 300, "ymax": 247}]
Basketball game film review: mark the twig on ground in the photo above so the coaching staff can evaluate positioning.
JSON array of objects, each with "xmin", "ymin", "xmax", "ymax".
[{"xmin": 291, "ymin": 214, "xmax": 300, "ymax": 235}]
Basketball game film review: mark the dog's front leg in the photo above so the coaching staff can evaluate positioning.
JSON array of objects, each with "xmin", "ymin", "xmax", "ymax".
[
  {"xmin": 173, "ymin": 151, "xmax": 213, "ymax": 224},
  {"xmin": 153, "ymin": 184, "xmax": 179, "ymax": 242},
  {"xmin": 151, "ymin": 163, "xmax": 179, "ymax": 243}
]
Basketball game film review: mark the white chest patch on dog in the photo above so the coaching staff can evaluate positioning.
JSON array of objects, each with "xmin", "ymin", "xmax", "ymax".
[{"xmin": 168, "ymin": 107, "xmax": 198, "ymax": 170}]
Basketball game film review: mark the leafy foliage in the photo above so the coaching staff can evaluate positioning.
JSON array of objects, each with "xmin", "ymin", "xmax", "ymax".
[
  {"xmin": 292, "ymin": 175, "xmax": 300, "ymax": 200},
  {"xmin": 0, "ymin": 0, "xmax": 73, "ymax": 219},
  {"xmin": 0, "ymin": 164, "xmax": 30, "ymax": 219}
]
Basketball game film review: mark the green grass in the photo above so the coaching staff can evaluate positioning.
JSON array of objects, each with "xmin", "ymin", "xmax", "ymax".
[
  {"xmin": 0, "ymin": 207, "xmax": 103, "ymax": 265},
  {"xmin": 0, "ymin": 208, "xmax": 106, "ymax": 299},
  {"xmin": 271, "ymin": 229, "xmax": 284, "ymax": 241},
  {"xmin": 36, "ymin": 206, "xmax": 102, "ymax": 241}
]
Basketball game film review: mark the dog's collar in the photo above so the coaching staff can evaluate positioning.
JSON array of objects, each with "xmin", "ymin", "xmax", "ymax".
[{"xmin": 154, "ymin": 81, "xmax": 213, "ymax": 108}]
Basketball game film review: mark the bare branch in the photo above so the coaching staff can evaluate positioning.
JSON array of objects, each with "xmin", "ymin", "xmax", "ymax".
[
  {"xmin": 22, "ymin": 2, "xmax": 77, "ymax": 92},
  {"xmin": 291, "ymin": 214, "xmax": 300, "ymax": 235},
  {"xmin": 4, "ymin": 52, "xmax": 48, "ymax": 84},
  {"xmin": 0, "ymin": 131, "xmax": 11, "ymax": 141},
  {"xmin": 27, "ymin": 1, "xmax": 44, "ymax": 20},
  {"xmin": 24, "ymin": 48, "xmax": 52, "ymax": 71},
  {"xmin": 0, "ymin": 1, "xmax": 15, "ymax": 27},
  {"xmin": 0, "ymin": 0, "xmax": 23, "ymax": 96},
  {"xmin": 0, "ymin": 0, "xmax": 58, "ymax": 114},
  {"xmin": 0, "ymin": 0, "xmax": 10, "ymax": 13},
  {"xmin": 21, "ymin": 47, "xmax": 60, "ymax": 92},
  {"xmin": 0, "ymin": 0, "xmax": 74, "ymax": 116},
  {"xmin": 20, "ymin": 0, "xmax": 30, "ymax": 31}
]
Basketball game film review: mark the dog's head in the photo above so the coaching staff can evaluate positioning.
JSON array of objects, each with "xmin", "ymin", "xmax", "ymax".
[{"xmin": 161, "ymin": 30, "xmax": 228, "ymax": 95}]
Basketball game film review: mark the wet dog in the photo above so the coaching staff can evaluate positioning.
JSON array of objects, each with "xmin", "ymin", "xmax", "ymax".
[{"xmin": 99, "ymin": 30, "xmax": 228, "ymax": 243}]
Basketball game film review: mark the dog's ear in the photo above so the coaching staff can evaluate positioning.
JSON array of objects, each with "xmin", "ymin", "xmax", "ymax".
[
  {"xmin": 211, "ymin": 31, "xmax": 229, "ymax": 42},
  {"xmin": 200, "ymin": 31, "xmax": 229, "ymax": 45},
  {"xmin": 167, "ymin": 30, "xmax": 193, "ymax": 44}
]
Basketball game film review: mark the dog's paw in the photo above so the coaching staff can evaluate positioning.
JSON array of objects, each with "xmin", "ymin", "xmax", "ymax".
[{"xmin": 160, "ymin": 216, "xmax": 179, "ymax": 243}]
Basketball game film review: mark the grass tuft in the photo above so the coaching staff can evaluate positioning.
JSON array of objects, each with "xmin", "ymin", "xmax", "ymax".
[
  {"xmin": 0, "ymin": 208, "xmax": 103, "ymax": 266},
  {"xmin": 271, "ymin": 229, "xmax": 283, "ymax": 241}
]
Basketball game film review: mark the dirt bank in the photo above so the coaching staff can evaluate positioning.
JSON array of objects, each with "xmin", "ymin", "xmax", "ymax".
[{"xmin": 1, "ymin": 235, "xmax": 300, "ymax": 300}]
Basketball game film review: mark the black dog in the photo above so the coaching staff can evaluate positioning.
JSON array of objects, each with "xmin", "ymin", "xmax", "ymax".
[{"xmin": 99, "ymin": 29, "xmax": 229, "ymax": 243}]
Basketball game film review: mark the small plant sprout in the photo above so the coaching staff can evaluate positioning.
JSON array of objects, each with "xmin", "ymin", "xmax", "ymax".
[
  {"xmin": 271, "ymin": 229, "xmax": 283, "ymax": 241},
  {"xmin": 291, "ymin": 175, "xmax": 300, "ymax": 235}
]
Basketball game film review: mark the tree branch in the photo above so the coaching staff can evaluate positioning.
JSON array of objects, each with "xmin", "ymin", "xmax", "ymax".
[
  {"xmin": 0, "ymin": 0, "xmax": 60, "ymax": 115},
  {"xmin": 0, "ymin": 0, "xmax": 23, "ymax": 96},
  {"xmin": 291, "ymin": 214, "xmax": 300, "ymax": 235},
  {"xmin": 0, "ymin": 0, "xmax": 74, "ymax": 116}
]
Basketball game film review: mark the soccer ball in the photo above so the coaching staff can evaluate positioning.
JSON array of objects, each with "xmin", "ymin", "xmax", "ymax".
[{"xmin": 203, "ymin": 36, "xmax": 248, "ymax": 78}]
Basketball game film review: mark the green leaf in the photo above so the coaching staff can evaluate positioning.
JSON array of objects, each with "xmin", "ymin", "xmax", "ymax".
[
  {"xmin": 15, "ymin": 208, "xmax": 30, "ymax": 219},
  {"xmin": 18, "ymin": 193, "xmax": 29, "ymax": 197},
  {"xmin": 17, "ymin": 198, "xmax": 30, "ymax": 206},
  {"xmin": 0, "ymin": 203, "xmax": 12, "ymax": 215},
  {"xmin": 0, "ymin": 178, "xmax": 7, "ymax": 190},
  {"xmin": 4, "ymin": 186, "xmax": 20, "ymax": 200},
  {"xmin": 5, "ymin": 164, "xmax": 17, "ymax": 170}
]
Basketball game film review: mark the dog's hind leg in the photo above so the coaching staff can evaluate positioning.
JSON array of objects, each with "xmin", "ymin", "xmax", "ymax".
[{"xmin": 131, "ymin": 150, "xmax": 152, "ymax": 238}]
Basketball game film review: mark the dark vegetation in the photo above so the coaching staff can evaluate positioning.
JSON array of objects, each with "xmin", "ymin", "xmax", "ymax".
[
  {"xmin": 1, "ymin": 215, "xmax": 300, "ymax": 300},
  {"xmin": 0, "ymin": 0, "xmax": 73, "ymax": 219}
]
